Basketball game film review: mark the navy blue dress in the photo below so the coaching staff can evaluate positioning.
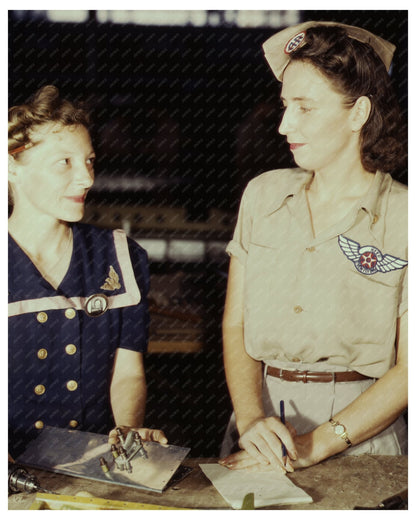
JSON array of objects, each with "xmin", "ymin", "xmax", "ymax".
[{"xmin": 8, "ymin": 223, "xmax": 149, "ymax": 457}]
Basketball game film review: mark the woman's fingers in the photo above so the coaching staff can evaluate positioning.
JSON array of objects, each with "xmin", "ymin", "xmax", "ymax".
[
  {"xmin": 137, "ymin": 428, "xmax": 168, "ymax": 444},
  {"xmin": 284, "ymin": 419, "xmax": 297, "ymax": 438},
  {"xmin": 260, "ymin": 428, "xmax": 295, "ymax": 472},
  {"xmin": 108, "ymin": 426, "xmax": 168, "ymax": 445},
  {"xmin": 276, "ymin": 426, "xmax": 298, "ymax": 461},
  {"xmin": 218, "ymin": 449, "xmax": 260, "ymax": 469},
  {"xmin": 263, "ymin": 417, "xmax": 298, "ymax": 460},
  {"xmin": 108, "ymin": 428, "xmax": 121, "ymax": 445},
  {"xmin": 236, "ymin": 416, "xmax": 297, "ymax": 471},
  {"xmin": 218, "ymin": 448, "xmax": 291, "ymax": 473},
  {"xmin": 240, "ymin": 431, "xmax": 283, "ymax": 470},
  {"xmin": 240, "ymin": 436, "xmax": 272, "ymax": 467}
]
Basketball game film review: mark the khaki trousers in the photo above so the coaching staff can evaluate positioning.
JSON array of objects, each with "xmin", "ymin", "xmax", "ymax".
[{"xmin": 220, "ymin": 360, "xmax": 407, "ymax": 457}]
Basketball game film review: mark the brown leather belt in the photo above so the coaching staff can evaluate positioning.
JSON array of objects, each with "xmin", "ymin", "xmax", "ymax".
[{"xmin": 266, "ymin": 366, "xmax": 371, "ymax": 383}]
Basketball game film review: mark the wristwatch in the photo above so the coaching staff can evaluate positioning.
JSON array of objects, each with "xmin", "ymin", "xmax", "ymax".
[{"xmin": 329, "ymin": 419, "xmax": 352, "ymax": 447}]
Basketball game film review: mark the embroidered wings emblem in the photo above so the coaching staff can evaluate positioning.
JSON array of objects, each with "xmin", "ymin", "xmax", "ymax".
[
  {"xmin": 100, "ymin": 265, "xmax": 122, "ymax": 290},
  {"xmin": 338, "ymin": 235, "xmax": 407, "ymax": 275}
]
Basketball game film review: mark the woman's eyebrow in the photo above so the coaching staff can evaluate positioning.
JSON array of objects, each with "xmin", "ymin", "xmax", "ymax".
[{"xmin": 280, "ymin": 95, "xmax": 315, "ymax": 102}]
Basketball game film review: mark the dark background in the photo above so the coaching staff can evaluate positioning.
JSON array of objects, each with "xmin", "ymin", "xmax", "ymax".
[{"xmin": 9, "ymin": 10, "xmax": 408, "ymax": 457}]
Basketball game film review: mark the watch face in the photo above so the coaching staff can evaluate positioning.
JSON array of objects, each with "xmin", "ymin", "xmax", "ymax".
[{"xmin": 334, "ymin": 424, "xmax": 345, "ymax": 435}]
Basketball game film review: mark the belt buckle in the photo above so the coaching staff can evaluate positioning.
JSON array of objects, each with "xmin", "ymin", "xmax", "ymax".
[
  {"xmin": 301, "ymin": 370, "xmax": 308, "ymax": 383},
  {"xmin": 299, "ymin": 370, "xmax": 334, "ymax": 383}
]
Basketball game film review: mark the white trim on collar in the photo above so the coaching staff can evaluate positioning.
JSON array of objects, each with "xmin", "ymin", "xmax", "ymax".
[{"xmin": 8, "ymin": 229, "xmax": 141, "ymax": 317}]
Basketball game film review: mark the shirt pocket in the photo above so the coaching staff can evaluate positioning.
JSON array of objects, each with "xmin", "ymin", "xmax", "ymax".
[
  {"xmin": 245, "ymin": 241, "xmax": 297, "ymax": 313},
  {"xmin": 246, "ymin": 241, "xmax": 281, "ymax": 280},
  {"xmin": 339, "ymin": 267, "xmax": 401, "ymax": 345}
]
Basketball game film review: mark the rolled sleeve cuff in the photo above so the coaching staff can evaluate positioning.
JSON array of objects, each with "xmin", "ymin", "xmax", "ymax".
[{"xmin": 226, "ymin": 240, "xmax": 247, "ymax": 266}]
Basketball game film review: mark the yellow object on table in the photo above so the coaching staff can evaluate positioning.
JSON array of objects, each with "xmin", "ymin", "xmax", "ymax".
[{"xmin": 29, "ymin": 492, "xmax": 190, "ymax": 510}]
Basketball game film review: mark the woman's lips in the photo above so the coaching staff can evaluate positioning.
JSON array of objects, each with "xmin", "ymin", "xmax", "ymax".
[
  {"xmin": 289, "ymin": 143, "xmax": 306, "ymax": 151},
  {"xmin": 66, "ymin": 195, "xmax": 86, "ymax": 203}
]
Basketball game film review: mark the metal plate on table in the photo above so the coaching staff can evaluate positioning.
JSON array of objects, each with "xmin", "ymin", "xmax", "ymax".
[{"xmin": 17, "ymin": 426, "xmax": 190, "ymax": 493}]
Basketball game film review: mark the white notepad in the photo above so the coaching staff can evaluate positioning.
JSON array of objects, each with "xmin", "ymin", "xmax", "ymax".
[{"xmin": 199, "ymin": 463, "xmax": 313, "ymax": 509}]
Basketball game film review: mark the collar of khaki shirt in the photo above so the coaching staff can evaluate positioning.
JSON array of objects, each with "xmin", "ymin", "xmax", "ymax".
[{"xmin": 264, "ymin": 169, "xmax": 388, "ymax": 228}]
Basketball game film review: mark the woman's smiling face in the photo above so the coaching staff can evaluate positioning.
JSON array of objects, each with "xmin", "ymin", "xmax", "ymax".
[
  {"xmin": 279, "ymin": 60, "xmax": 359, "ymax": 173},
  {"xmin": 9, "ymin": 123, "xmax": 95, "ymax": 222}
]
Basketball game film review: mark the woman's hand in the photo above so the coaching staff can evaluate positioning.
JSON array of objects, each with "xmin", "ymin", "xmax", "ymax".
[
  {"xmin": 291, "ymin": 432, "xmax": 318, "ymax": 469},
  {"xmin": 219, "ymin": 429, "xmax": 319, "ymax": 472},
  {"xmin": 221, "ymin": 416, "xmax": 298, "ymax": 472},
  {"xmin": 239, "ymin": 416, "xmax": 298, "ymax": 471},
  {"xmin": 219, "ymin": 449, "xmax": 271, "ymax": 472},
  {"xmin": 108, "ymin": 426, "xmax": 168, "ymax": 446}
]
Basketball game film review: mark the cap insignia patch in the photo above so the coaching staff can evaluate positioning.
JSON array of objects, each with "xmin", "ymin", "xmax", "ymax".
[{"xmin": 284, "ymin": 31, "xmax": 306, "ymax": 54}]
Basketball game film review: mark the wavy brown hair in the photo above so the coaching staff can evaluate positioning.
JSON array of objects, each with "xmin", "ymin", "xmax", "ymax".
[
  {"xmin": 289, "ymin": 25, "xmax": 407, "ymax": 174},
  {"xmin": 8, "ymin": 85, "xmax": 90, "ymax": 155}
]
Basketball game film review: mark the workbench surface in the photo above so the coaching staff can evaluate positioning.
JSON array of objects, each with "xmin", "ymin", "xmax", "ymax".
[{"xmin": 9, "ymin": 455, "xmax": 407, "ymax": 510}]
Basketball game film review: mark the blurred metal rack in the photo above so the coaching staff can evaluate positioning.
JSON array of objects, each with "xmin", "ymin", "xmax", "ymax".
[
  {"xmin": 83, "ymin": 203, "xmax": 234, "ymax": 263},
  {"xmin": 83, "ymin": 204, "xmax": 235, "ymax": 237}
]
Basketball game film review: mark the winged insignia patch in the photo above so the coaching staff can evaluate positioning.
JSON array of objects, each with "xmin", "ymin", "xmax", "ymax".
[
  {"xmin": 100, "ymin": 265, "xmax": 121, "ymax": 290},
  {"xmin": 338, "ymin": 235, "xmax": 407, "ymax": 275}
]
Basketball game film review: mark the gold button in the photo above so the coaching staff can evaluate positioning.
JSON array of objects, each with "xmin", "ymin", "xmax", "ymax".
[
  {"xmin": 294, "ymin": 305, "xmax": 303, "ymax": 314},
  {"xmin": 37, "ymin": 312, "xmax": 48, "ymax": 323},
  {"xmin": 37, "ymin": 348, "xmax": 48, "ymax": 360},
  {"xmin": 34, "ymin": 420, "xmax": 44, "ymax": 430},
  {"xmin": 65, "ymin": 308, "xmax": 76, "ymax": 319},
  {"xmin": 66, "ymin": 380, "xmax": 78, "ymax": 391},
  {"xmin": 69, "ymin": 420, "xmax": 79, "ymax": 428},
  {"xmin": 306, "ymin": 246, "xmax": 315, "ymax": 252},
  {"xmin": 292, "ymin": 357, "xmax": 301, "ymax": 362},
  {"xmin": 372, "ymin": 215, "xmax": 379, "ymax": 224},
  {"xmin": 34, "ymin": 384, "xmax": 46, "ymax": 395},
  {"xmin": 65, "ymin": 344, "xmax": 77, "ymax": 355}
]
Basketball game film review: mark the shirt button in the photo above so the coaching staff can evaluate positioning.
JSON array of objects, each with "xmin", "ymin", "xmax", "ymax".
[
  {"xmin": 65, "ymin": 308, "xmax": 76, "ymax": 319},
  {"xmin": 66, "ymin": 380, "xmax": 78, "ymax": 391},
  {"xmin": 372, "ymin": 215, "xmax": 379, "ymax": 224},
  {"xmin": 293, "ymin": 305, "xmax": 303, "ymax": 314},
  {"xmin": 306, "ymin": 246, "xmax": 315, "ymax": 252},
  {"xmin": 34, "ymin": 384, "xmax": 46, "ymax": 395},
  {"xmin": 65, "ymin": 344, "xmax": 77, "ymax": 355},
  {"xmin": 37, "ymin": 348, "xmax": 48, "ymax": 360},
  {"xmin": 34, "ymin": 420, "xmax": 44, "ymax": 430},
  {"xmin": 69, "ymin": 420, "xmax": 79, "ymax": 428},
  {"xmin": 37, "ymin": 312, "xmax": 48, "ymax": 323},
  {"xmin": 292, "ymin": 357, "xmax": 301, "ymax": 362}
]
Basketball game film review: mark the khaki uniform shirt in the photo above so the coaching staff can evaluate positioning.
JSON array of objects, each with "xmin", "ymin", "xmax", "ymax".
[{"xmin": 227, "ymin": 168, "xmax": 407, "ymax": 378}]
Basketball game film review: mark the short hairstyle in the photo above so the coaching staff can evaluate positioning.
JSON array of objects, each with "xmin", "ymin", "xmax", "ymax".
[
  {"xmin": 288, "ymin": 25, "xmax": 406, "ymax": 174},
  {"xmin": 8, "ymin": 85, "xmax": 90, "ymax": 155}
]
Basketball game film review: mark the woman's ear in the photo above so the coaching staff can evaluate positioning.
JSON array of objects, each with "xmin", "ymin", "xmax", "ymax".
[
  {"xmin": 350, "ymin": 96, "xmax": 372, "ymax": 132},
  {"xmin": 8, "ymin": 154, "xmax": 22, "ymax": 189},
  {"xmin": 8, "ymin": 154, "xmax": 17, "ymax": 179}
]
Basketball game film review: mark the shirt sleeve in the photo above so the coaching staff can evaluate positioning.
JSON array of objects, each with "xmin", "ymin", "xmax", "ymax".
[
  {"xmin": 226, "ymin": 183, "xmax": 254, "ymax": 265},
  {"xmin": 118, "ymin": 237, "xmax": 150, "ymax": 352}
]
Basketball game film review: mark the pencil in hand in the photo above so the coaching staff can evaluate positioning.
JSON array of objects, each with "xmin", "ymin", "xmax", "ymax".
[{"xmin": 280, "ymin": 400, "xmax": 288, "ymax": 465}]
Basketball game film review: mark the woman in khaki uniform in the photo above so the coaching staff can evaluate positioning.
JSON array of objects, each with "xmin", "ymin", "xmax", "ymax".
[{"xmin": 219, "ymin": 22, "xmax": 407, "ymax": 473}]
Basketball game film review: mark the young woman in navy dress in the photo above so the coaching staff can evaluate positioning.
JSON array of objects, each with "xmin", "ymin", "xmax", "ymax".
[{"xmin": 8, "ymin": 85, "xmax": 167, "ymax": 457}]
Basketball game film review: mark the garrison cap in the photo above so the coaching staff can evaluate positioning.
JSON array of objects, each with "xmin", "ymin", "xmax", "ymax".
[{"xmin": 263, "ymin": 21, "xmax": 396, "ymax": 82}]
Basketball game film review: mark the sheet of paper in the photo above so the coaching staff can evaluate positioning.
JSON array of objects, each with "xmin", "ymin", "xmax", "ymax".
[
  {"xmin": 199, "ymin": 463, "xmax": 312, "ymax": 509},
  {"xmin": 17, "ymin": 426, "xmax": 190, "ymax": 493}
]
